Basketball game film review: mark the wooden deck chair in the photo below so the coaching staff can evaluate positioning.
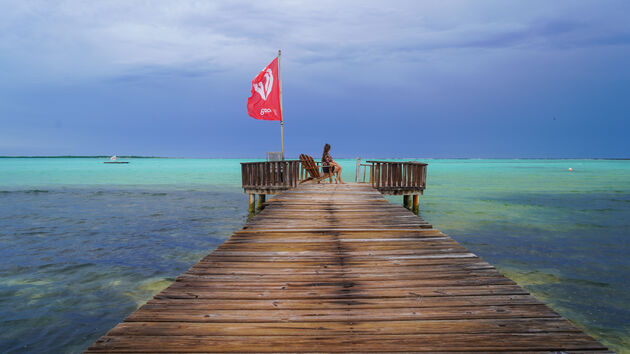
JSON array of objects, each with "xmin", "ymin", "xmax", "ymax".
[
  {"xmin": 307, "ymin": 154, "xmax": 334, "ymax": 184},
  {"xmin": 299, "ymin": 154, "xmax": 333, "ymax": 184}
]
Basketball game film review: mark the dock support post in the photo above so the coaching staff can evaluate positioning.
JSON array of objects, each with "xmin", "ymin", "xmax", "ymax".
[
  {"xmin": 412, "ymin": 194, "xmax": 419, "ymax": 215},
  {"xmin": 403, "ymin": 195, "xmax": 411, "ymax": 210},
  {"xmin": 355, "ymin": 157, "xmax": 361, "ymax": 183},
  {"xmin": 256, "ymin": 194, "xmax": 266, "ymax": 212},
  {"xmin": 248, "ymin": 194, "xmax": 256, "ymax": 215}
]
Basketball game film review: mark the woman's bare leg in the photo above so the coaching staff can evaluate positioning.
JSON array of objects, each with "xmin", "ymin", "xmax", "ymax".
[{"xmin": 333, "ymin": 163, "xmax": 345, "ymax": 183}]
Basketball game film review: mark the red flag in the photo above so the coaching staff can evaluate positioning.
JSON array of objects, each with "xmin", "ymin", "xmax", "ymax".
[{"xmin": 247, "ymin": 57, "xmax": 282, "ymax": 121}]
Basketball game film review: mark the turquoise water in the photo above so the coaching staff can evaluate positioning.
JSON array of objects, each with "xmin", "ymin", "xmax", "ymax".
[{"xmin": 0, "ymin": 158, "xmax": 628, "ymax": 353}]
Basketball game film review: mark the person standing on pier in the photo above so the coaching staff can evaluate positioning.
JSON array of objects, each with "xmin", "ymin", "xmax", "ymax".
[{"xmin": 322, "ymin": 143, "xmax": 345, "ymax": 184}]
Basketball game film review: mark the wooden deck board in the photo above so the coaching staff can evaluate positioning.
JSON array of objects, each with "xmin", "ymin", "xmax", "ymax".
[{"xmin": 87, "ymin": 183, "xmax": 607, "ymax": 353}]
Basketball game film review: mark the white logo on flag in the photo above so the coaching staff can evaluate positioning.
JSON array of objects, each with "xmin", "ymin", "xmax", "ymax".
[{"xmin": 253, "ymin": 68, "xmax": 273, "ymax": 101}]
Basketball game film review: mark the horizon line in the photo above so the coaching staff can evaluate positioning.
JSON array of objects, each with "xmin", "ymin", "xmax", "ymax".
[{"xmin": 1, "ymin": 155, "xmax": 629, "ymax": 160}]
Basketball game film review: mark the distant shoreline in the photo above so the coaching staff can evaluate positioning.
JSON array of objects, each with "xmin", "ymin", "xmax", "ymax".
[
  {"xmin": 0, "ymin": 156, "xmax": 628, "ymax": 160},
  {"xmin": 0, "ymin": 156, "xmax": 164, "ymax": 159}
]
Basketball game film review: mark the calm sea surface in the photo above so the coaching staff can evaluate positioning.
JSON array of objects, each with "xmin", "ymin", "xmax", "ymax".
[{"xmin": 0, "ymin": 158, "xmax": 628, "ymax": 353}]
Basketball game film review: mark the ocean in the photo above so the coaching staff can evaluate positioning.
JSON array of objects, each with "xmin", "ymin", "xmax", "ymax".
[{"xmin": 0, "ymin": 157, "xmax": 628, "ymax": 353}]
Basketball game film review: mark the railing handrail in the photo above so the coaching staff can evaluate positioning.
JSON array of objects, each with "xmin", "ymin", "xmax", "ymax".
[
  {"xmin": 241, "ymin": 160, "xmax": 299, "ymax": 165},
  {"xmin": 366, "ymin": 160, "xmax": 427, "ymax": 166}
]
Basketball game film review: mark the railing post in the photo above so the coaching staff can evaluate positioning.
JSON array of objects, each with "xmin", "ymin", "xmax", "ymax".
[
  {"xmin": 422, "ymin": 164, "xmax": 427, "ymax": 188},
  {"xmin": 248, "ymin": 194, "xmax": 256, "ymax": 215},
  {"xmin": 413, "ymin": 194, "xmax": 420, "ymax": 215},
  {"xmin": 256, "ymin": 194, "xmax": 266, "ymax": 211},
  {"xmin": 370, "ymin": 163, "xmax": 374, "ymax": 187},
  {"xmin": 381, "ymin": 162, "xmax": 385, "ymax": 187},
  {"xmin": 355, "ymin": 157, "xmax": 361, "ymax": 183},
  {"xmin": 241, "ymin": 165, "xmax": 247, "ymax": 187}
]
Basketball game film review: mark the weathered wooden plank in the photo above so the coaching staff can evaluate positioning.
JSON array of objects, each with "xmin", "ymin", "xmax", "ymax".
[
  {"xmin": 216, "ymin": 240, "xmax": 461, "ymax": 250},
  {"xmin": 233, "ymin": 229, "xmax": 444, "ymax": 235},
  {"xmin": 105, "ymin": 318, "xmax": 582, "ymax": 336},
  {"xmin": 187, "ymin": 263, "xmax": 496, "ymax": 275},
  {"xmin": 193, "ymin": 253, "xmax": 478, "ymax": 262},
  {"xmin": 143, "ymin": 294, "xmax": 545, "ymax": 310},
  {"xmin": 183, "ymin": 268, "xmax": 502, "ymax": 280},
  {"xmin": 161, "ymin": 279, "xmax": 517, "ymax": 293},
  {"xmin": 125, "ymin": 305, "xmax": 560, "ymax": 323},
  {"xmin": 88, "ymin": 333, "xmax": 606, "ymax": 352},
  {"xmin": 194, "ymin": 257, "xmax": 490, "ymax": 268},
  {"xmin": 153, "ymin": 285, "xmax": 531, "ymax": 300}
]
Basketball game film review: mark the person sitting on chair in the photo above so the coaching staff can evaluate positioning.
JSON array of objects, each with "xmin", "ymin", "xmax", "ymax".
[{"xmin": 321, "ymin": 143, "xmax": 345, "ymax": 184}]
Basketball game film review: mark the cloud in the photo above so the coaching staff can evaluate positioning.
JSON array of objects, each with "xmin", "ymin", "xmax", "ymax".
[{"xmin": 1, "ymin": 0, "xmax": 629, "ymax": 87}]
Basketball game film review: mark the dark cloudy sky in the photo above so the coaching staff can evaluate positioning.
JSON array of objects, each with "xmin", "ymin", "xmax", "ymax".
[{"xmin": 1, "ymin": 0, "xmax": 629, "ymax": 158}]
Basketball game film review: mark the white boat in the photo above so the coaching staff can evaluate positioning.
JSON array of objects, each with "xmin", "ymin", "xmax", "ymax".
[{"xmin": 104, "ymin": 154, "xmax": 129, "ymax": 164}]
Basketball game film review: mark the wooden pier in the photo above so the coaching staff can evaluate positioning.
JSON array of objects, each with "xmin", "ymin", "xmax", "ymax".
[{"xmin": 88, "ymin": 182, "xmax": 607, "ymax": 352}]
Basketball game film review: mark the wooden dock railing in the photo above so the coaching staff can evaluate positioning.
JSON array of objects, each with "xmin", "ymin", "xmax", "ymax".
[
  {"xmin": 367, "ymin": 160, "xmax": 427, "ymax": 195},
  {"xmin": 241, "ymin": 160, "xmax": 300, "ymax": 195},
  {"xmin": 242, "ymin": 159, "xmax": 428, "ymax": 215}
]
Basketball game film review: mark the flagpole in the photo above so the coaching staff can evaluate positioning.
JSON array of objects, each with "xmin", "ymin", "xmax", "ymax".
[{"xmin": 278, "ymin": 49, "xmax": 284, "ymax": 160}]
